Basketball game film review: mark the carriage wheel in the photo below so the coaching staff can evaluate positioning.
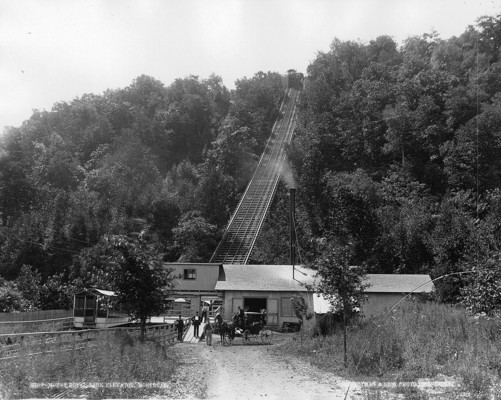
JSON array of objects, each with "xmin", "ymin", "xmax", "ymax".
[
  {"xmin": 243, "ymin": 329, "xmax": 251, "ymax": 342},
  {"xmin": 260, "ymin": 329, "xmax": 273, "ymax": 344}
]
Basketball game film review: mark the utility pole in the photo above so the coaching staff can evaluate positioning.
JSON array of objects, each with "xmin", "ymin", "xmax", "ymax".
[{"xmin": 290, "ymin": 188, "xmax": 296, "ymax": 279}]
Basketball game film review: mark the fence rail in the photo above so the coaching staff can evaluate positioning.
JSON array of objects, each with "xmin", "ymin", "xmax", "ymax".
[
  {"xmin": 0, "ymin": 317, "xmax": 73, "ymax": 334},
  {"xmin": 0, "ymin": 309, "xmax": 72, "ymax": 322},
  {"xmin": 0, "ymin": 322, "xmax": 184, "ymax": 360}
]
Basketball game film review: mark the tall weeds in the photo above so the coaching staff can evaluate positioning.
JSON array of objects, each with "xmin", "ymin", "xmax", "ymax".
[
  {"xmin": 0, "ymin": 331, "xmax": 177, "ymax": 399},
  {"xmin": 279, "ymin": 302, "xmax": 501, "ymax": 397}
]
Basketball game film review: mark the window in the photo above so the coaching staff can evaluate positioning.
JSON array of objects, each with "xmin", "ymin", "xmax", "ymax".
[
  {"xmin": 281, "ymin": 298, "xmax": 294, "ymax": 317},
  {"xmin": 183, "ymin": 269, "xmax": 196, "ymax": 280},
  {"xmin": 74, "ymin": 296, "xmax": 85, "ymax": 317}
]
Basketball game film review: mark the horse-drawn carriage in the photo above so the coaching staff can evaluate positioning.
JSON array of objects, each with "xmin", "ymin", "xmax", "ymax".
[{"xmin": 215, "ymin": 311, "xmax": 273, "ymax": 345}]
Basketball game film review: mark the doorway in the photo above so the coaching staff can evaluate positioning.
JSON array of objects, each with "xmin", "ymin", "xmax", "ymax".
[
  {"xmin": 84, "ymin": 295, "xmax": 96, "ymax": 323},
  {"xmin": 244, "ymin": 297, "xmax": 267, "ymax": 313}
]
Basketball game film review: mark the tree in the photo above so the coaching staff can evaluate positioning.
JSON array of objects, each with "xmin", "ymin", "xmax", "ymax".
[
  {"xmin": 206, "ymin": 124, "xmax": 258, "ymax": 189},
  {"xmin": 373, "ymin": 167, "xmax": 434, "ymax": 274},
  {"xmin": 460, "ymin": 254, "xmax": 501, "ymax": 315},
  {"xmin": 103, "ymin": 235, "xmax": 174, "ymax": 342},
  {"xmin": 172, "ymin": 211, "xmax": 219, "ymax": 262},
  {"xmin": 290, "ymin": 294, "xmax": 314, "ymax": 344},
  {"xmin": 430, "ymin": 191, "xmax": 477, "ymax": 302},
  {"xmin": 0, "ymin": 155, "xmax": 36, "ymax": 225},
  {"xmin": 232, "ymin": 71, "xmax": 285, "ymax": 152},
  {"xmin": 311, "ymin": 242, "xmax": 367, "ymax": 366},
  {"xmin": 442, "ymin": 96, "xmax": 501, "ymax": 193},
  {"xmin": 84, "ymin": 130, "xmax": 163, "ymax": 216},
  {"xmin": 323, "ymin": 169, "xmax": 381, "ymax": 265},
  {"xmin": 39, "ymin": 273, "xmax": 75, "ymax": 310},
  {"xmin": 15, "ymin": 264, "xmax": 42, "ymax": 310},
  {"xmin": 195, "ymin": 166, "xmax": 238, "ymax": 227},
  {"xmin": 0, "ymin": 281, "xmax": 23, "ymax": 312}
]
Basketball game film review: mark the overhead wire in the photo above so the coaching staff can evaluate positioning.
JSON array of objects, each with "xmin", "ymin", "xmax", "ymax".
[
  {"xmin": 10, "ymin": 238, "xmax": 81, "ymax": 254},
  {"xmin": 3, "ymin": 232, "xmax": 98, "ymax": 255}
]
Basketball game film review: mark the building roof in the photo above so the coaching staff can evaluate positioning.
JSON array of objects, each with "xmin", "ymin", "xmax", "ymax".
[
  {"xmin": 364, "ymin": 274, "xmax": 434, "ymax": 293},
  {"xmin": 215, "ymin": 264, "xmax": 316, "ymax": 292},
  {"xmin": 215, "ymin": 267, "xmax": 434, "ymax": 295}
]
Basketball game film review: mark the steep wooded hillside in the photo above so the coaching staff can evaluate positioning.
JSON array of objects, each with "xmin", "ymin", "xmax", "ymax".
[
  {"xmin": 0, "ymin": 72, "xmax": 284, "ymax": 309},
  {"xmin": 252, "ymin": 15, "xmax": 501, "ymax": 309},
  {"xmin": 1, "ymin": 15, "xmax": 501, "ymax": 314}
]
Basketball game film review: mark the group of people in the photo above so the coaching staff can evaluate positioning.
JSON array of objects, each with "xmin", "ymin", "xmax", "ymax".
[
  {"xmin": 175, "ymin": 304, "xmax": 267, "ymax": 345},
  {"xmin": 174, "ymin": 303, "xmax": 216, "ymax": 346}
]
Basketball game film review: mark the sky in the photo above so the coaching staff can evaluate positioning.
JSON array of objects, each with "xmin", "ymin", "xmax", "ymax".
[{"xmin": 1, "ymin": 0, "xmax": 500, "ymax": 131}]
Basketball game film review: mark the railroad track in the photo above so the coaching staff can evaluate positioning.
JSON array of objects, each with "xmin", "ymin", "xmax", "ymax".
[{"xmin": 210, "ymin": 87, "xmax": 299, "ymax": 264}]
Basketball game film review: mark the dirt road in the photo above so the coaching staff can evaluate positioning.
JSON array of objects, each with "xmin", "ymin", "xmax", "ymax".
[{"xmin": 165, "ymin": 335, "xmax": 364, "ymax": 400}]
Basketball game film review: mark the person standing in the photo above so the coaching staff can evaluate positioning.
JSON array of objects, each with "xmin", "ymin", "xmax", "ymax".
[
  {"xmin": 260, "ymin": 309, "xmax": 267, "ymax": 325},
  {"xmin": 201, "ymin": 303, "xmax": 209, "ymax": 323},
  {"xmin": 204, "ymin": 319, "xmax": 213, "ymax": 346},
  {"xmin": 191, "ymin": 311, "xmax": 201, "ymax": 337},
  {"xmin": 215, "ymin": 312, "xmax": 223, "ymax": 329},
  {"xmin": 175, "ymin": 314, "xmax": 184, "ymax": 342},
  {"xmin": 215, "ymin": 312, "xmax": 224, "ymax": 343},
  {"xmin": 237, "ymin": 306, "xmax": 245, "ymax": 326}
]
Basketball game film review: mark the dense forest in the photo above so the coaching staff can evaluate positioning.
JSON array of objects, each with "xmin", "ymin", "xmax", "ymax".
[
  {"xmin": 1, "ymin": 15, "xmax": 500, "ymax": 314},
  {"xmin": 0, "ymin": 71, "xmax": 285, "ymax": 310}
]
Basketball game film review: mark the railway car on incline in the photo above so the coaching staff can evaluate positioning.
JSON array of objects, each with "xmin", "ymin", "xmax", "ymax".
[{"xmin": 287, "ymin": 69, "xmax": 304, "ymax": 90}]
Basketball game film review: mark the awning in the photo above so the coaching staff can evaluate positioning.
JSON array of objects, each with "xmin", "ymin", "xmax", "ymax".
[
  {"xmin": 94, "ymin": 288, "xmax": 117, "ymax": 297},
  {"xmin": 174, "ymin": 298, "xmax": 188, "ymax": 303},
  {"xmin": 75, "ymin": 288, "xmax": 117, "ymax": 297}
]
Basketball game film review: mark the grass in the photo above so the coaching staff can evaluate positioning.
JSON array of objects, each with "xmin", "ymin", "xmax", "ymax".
[
  {"xmin": 361, "ymin": 384, "xmax": 430, "ymax": 400},
  {"xmin": 277, "ymin": 302, "xmax": 501, "ymax": 399},
  {"xmin": 0, "ymin": 331, "xmax": 179, "ymax": 399}
]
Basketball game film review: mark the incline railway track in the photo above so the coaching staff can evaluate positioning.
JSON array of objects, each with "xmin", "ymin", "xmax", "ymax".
[{"xmin": 210, "ymin": 87, "xmax": 300, "ymax": 264}]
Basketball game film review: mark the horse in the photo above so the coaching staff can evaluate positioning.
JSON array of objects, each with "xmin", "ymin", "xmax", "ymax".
[{"xmin": 218, "ymin": 320, "xmax": 236, "ymax": 345}]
